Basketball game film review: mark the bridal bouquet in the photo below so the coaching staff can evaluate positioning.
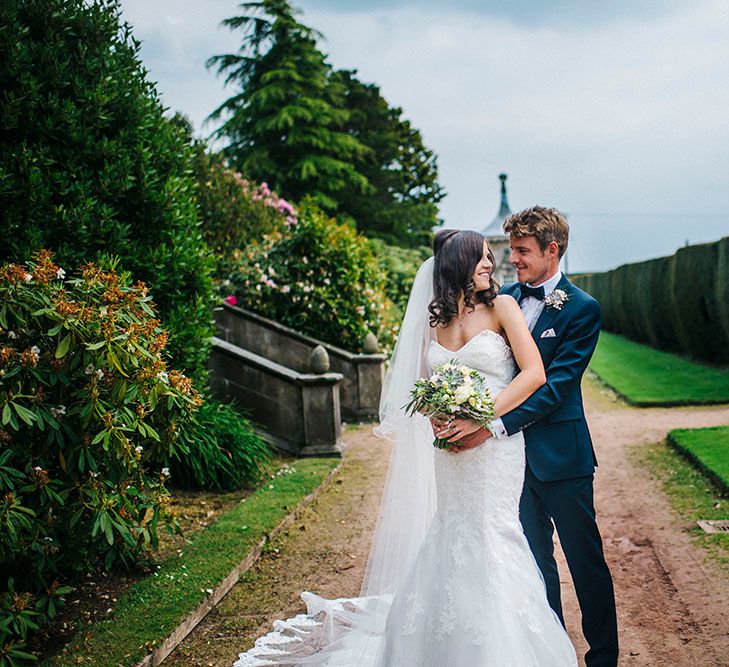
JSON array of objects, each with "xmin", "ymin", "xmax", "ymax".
[{"xmin": 404, "ymin": 359, "xmax": 496, "ymax": 450}]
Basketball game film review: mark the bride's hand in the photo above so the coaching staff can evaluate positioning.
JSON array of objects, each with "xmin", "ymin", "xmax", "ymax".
[{"xmin": 435, "ymin": 418, "xmax": 481, "ymax": 443}]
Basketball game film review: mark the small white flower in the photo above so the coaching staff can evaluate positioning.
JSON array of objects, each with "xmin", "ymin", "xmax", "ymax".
[
  {"xmin": 85, "ymin": 363, "xmax": 95, "ymax": 375},
  {"xmin": 222, "ymin": 279, "xmax": 231, "ymax": 286},
  {"xmin": 281, "ymin": 285, "xmax": 291, "ymax": 294},
  {"xmin": 90, "ymin": 471, "xmax": 99, "ymax": 478},
  {"xmin": 7, "ymin": 330, "xmax": 17, "ymax": 339},
  {"xmin": 24, "ymin": 273, "xmax": 33, "ymax": 283},
  {"xmin": 50, "ymin": 405, "xmax": 66, "ymax": 418},
  {"xmin": 135, "ymin": 446, "xmax": 143, "ymax": 455},
  {"xmin": 95, "ymin": 368, "xmax": 104, "ymax": 380},
  {"xmin": 157, "ymin": 371, "xmax": 169, "ymax": 384},
  {"xmin": 33, "ymin": 465, "xmax": 42, "ymax": 472},
  {"xmin": 30, "ymin": 345, "xmax": 40, "ymax": 355},
  {"xmin": 544, "ymin": 289, "xmax": 570, "ymax": 310},
  {"xmin": 161, "ymin": 467, "xmax": 171, "ymax": 478},
  {"xmin": 56, "ymin": 268, "xmax": 66, "ymax": 280},
  {"xmin": 323, "ymin": 278, "xmax": 330, "ymax": 286}
]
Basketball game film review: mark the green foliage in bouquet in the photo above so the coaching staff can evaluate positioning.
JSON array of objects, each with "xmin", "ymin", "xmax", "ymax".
[
  {"xmin": 169, "ymin": 398, "xmax": 271, "ymax": 492},
  {"xmin": 227, "ymin": 201, "xmax": 399, "ymax": 354},
  {"xmin": 0, "ymin": 0, "xmax": 215, "ymax": 384},
  {"xmin": 0, "ymin": 251, "xmax": 201, "ymax": 661},
  {"xmin": 406, "ymin": 359, "xmax": 495, "ymax": 450}
]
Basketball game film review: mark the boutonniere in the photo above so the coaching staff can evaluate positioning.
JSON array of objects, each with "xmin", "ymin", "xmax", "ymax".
[{"xmin": 544, "ymin": 289, "xmax": 570, "ymax": 310}]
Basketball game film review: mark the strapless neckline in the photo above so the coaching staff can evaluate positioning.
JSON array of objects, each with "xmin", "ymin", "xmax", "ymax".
[{"xmin": 431, "ymin": 328, "xmax": 511, "ymax": 354}]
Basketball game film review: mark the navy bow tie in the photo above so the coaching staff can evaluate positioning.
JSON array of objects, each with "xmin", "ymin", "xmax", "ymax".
[{"xmin": 519, "ymin": 284, "xmax": 545, "ymax": 302}]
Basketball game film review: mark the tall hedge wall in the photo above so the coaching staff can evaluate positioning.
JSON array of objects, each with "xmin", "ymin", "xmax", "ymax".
[{"xmin": 572, "ymin": 237, "xmax": 729, "ymax": 364}]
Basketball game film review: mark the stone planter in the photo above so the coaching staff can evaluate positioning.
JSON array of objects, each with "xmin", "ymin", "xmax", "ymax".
[
  {"xmin": 209, "ymin": 337, "xmax": 344, "ymax": 457},
  {"xmin": 214, "ymin": 305, "xmax": 386, "ymax": 421}
]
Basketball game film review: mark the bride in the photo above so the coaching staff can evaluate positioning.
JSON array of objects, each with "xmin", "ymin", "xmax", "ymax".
[{"xmin": 235, "ymin": 229, "xmax": 577, "ymax": 666}]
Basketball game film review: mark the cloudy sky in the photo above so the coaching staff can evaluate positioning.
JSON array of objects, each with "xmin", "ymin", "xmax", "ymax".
[{"xmin": 119, "ymin": 0, "xmax": 729, "ymax": 273}]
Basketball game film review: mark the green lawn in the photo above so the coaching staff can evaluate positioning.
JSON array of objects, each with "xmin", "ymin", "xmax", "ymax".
[
  {"xmin": 668, "ymin": 426, "xmax": 729, "ymax": 494},
  {"xmin": 631, "ymin": 440, "xmax": 729, "ymax": 574},
  {"xmin": 589, "ymin": 331, "xmax": 729, "ymax": 406},
  {"xmin": 51, "ymin": 457, "xmax": 339, "ymax": 667}
]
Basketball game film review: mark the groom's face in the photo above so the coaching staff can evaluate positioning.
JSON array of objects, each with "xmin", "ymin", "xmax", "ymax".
[{"xmin": 509, "ymin": 235, "xmax": 552, "ymax": 285}]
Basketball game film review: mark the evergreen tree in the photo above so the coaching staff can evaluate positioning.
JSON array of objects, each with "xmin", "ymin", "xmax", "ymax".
[
  {"xmin": 332, "ymin": 69, "xmax": 445, "ymax": 248},
  {"xmin": 207, "ymin": 0, "xmax": 370, "ymax": 212}
]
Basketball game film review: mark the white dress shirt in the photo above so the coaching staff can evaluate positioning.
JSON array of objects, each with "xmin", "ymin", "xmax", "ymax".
[{"xmin": 488, "ymin": 270, "xmax": 563, "ymax": 439}]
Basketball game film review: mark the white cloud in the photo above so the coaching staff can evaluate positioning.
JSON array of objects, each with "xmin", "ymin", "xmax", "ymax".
[{"xmin": 119, "ymin": 0, "xmax": 729, "ymax": 271}]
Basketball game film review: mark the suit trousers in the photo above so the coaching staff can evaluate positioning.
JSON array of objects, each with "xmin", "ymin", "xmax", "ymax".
[{"xmin": 519, "ymin": 465, "xmax": 619, "ymax": 667}]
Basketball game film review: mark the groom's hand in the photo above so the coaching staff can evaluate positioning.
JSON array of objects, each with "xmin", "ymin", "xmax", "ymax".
[{"xmin": 450, "ymin": 427, "xmax": 491, "ymax": 453}]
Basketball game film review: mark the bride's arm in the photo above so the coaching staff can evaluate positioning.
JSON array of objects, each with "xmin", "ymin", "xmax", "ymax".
[
  {"xmin": 435, "ymin": 295, "xmax": 544, "ymax": 443},
  {"xmin": 491, "ymin": 294, "xmax": 545, "ymax": 417}
]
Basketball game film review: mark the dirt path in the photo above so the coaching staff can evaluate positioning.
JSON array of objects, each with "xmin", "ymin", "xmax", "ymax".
[{"xmin": 168, "ymin": 380, "xmax": 729, "ymax": 666}]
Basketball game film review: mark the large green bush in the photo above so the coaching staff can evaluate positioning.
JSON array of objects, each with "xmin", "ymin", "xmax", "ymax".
[
  {"xmin": 369, "ymin": 240, "xmax": 431, "ymax": 316},
  {"xmin": 227, "ymin": 202, "xmax": 399, "ymax": 354},
  {"xmin": 0, "ymin": 0, "xmax": 214, "ymax": 384},
  {"xmin": 168, "ymin": 398, "xmax": 271, "ymax": 492},
  {"xmin": 190, "ymin": 144, "xmax": 297, "ymax": 280},
  {"xmin": 572, "ymin": 237, "xmax": 729, "ymax": 364},
  {"xmin": 0, "ymin": 251, "xmax": 200, "ymax": 661}
]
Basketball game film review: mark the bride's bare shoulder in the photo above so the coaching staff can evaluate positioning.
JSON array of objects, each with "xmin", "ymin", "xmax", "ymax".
[{"xmin": 493, "ymin": 293, "xmax": 519, "ymax": 311}]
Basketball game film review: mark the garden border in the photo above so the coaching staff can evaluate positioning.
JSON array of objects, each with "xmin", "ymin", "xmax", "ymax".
[{"xmin": 135, "ymin": 460, "xmax": 343, "ymax": 667}]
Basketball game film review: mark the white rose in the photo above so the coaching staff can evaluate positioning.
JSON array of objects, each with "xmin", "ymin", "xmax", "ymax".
[{"xmin": 454, "ymin": 385, "xmax": 472, "ymax": 404}]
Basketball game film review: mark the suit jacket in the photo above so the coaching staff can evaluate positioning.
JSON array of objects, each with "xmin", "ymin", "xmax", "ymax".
[{"xmin": 500, "ymin": 275, "xmax": 600, "ymax": 482}]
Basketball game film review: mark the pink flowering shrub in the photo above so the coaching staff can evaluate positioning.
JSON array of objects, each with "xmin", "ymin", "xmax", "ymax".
[
  {"xmin": 227, "ymin": 201, "xmax": 400, "ymax": 355},
  {"xmin": 0, "ymin": 251, "xmax": 201, "ymax": 658},
  {"xmin": 192, "ymin": 149, "xmax": 296, "ymax": 280}
]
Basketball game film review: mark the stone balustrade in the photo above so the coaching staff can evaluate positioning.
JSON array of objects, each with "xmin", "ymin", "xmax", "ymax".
[
  {"xmin": 214, "ymin": 304, "xmax": 386, "ymax": 421},
  {"xmin": 209, "ymin": 337, "xmax": 344, "ymax": 457}
]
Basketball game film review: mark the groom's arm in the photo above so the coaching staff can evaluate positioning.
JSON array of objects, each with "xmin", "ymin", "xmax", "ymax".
[{"xmin": 499, "ymin": 297, "xmax": 601, "ymax": 436}]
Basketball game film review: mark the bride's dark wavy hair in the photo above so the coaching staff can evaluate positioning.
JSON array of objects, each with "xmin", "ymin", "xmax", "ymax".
[{"xmin": 428, "ymin": 229, "xmax": 499, "ymax": 327}]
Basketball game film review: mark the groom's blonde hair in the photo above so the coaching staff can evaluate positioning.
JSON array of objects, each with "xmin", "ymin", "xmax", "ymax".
[{"xmin": 503, "ymin": 206, "xmax": 569, "ymax": 258}]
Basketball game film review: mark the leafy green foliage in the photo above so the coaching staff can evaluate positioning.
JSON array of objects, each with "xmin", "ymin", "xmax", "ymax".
[
  {"xmin": 189, "ymin": 143, "xmax": 297, "ymax": 280},
  {"xmin": 207, "ymin": 0, "xmax": 370, "ymax": 213},
  {"xmin": 0, "ymin": 0, "xmax": 215, "ymax": 384},
  {"xmin": 369, "ymin": 240, "xmax": 431, "ymax": 316},
  {"xmin": 331, "ymin": 70, "xmax": 445, "ymax": 247},
  {"xmin": 226, "ymin": 201, "xmax": 399, "ymax": 354},
  {"xmin": 0, "ymin": 251, "xmax": 202, "ymax": 662},
  {"xmin": 169, "ymin": 398, "xmax": 271, "ymax": 491},
  {"xmin": 589, "ymin": 331, "xmax": 729, "ymax": 406}
]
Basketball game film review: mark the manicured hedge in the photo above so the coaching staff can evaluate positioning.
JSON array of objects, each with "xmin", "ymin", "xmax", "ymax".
[{"xmin": 572, "ymin": 236, "xmax": 729, "ymax": 364}]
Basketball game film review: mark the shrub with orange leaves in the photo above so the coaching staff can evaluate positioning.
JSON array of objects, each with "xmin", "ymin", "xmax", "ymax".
[{"xmin": 0, "ymin": 251, "xmax": 201, "ymax": 656}]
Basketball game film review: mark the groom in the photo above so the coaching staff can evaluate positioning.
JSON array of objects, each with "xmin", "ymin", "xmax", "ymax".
[{"xmin": 451, "ymin": 207, "xmax": 619, "ymax": 667}]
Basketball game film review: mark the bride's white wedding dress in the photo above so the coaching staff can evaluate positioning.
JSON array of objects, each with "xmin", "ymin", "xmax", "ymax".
[{"xmin": 234, "ymin": 328, "xmax": 577, "ymax": 666}]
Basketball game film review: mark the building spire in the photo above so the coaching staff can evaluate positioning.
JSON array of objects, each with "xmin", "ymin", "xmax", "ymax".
[
  {"xmin": 498, "ymin": 173, "xmax": 511, "ymax": 218},
  {"xmin": 481, "ymin": 172, "xmax": 512, "ymax": 237}
]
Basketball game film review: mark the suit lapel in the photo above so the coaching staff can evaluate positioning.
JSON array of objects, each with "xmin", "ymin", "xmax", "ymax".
[{"xmin": 531, "ymin": 274, "xmax": 572, "ymax": 342}]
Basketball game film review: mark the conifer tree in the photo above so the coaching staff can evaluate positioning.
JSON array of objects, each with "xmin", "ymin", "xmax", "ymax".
[
  {"xmin": 207, "ymin": 0, "xmax": 370, "ymax": 212},
  {"xmin": 332, "ymin": 69, "xmax": 445, "ymax": 248}
]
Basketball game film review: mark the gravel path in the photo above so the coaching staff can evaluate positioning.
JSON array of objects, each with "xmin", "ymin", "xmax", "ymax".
[{"xmin": 167, "ymin": 378, "xmax": 729, "ymax": 666}]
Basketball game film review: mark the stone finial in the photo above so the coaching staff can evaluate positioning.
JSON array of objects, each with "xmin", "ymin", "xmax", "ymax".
[
  {"xmin": 309, "ymin": 344, "xmax": 330, "ymax": 374},
  {"xmin": 363, "ymin": 331, "xmax": 379, "ymax": 354}
]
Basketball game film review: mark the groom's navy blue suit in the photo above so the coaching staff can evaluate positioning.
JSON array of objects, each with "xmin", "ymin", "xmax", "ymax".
[{"xmin": 500, "ymin": 275, "xmax": 619, "ymax": 667}]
